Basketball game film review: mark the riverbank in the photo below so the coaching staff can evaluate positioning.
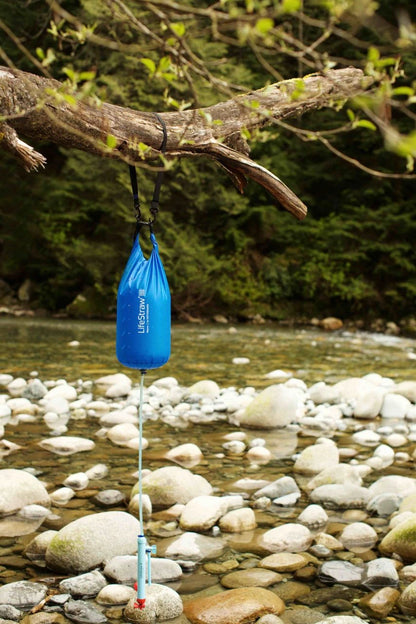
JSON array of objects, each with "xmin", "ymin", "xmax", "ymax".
[{"xmin": 1, "ymin": 369, "xmax": 416, "ymax": 623}]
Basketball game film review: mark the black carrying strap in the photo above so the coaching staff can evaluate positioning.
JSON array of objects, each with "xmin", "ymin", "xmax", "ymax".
[{"xmin": 130, "ymin": 113, "xmax": 167, "ymax": 237}]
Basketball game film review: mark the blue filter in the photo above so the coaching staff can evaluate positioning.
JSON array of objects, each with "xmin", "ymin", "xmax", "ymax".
[{"xmin": 116, "ymin": 232, "xmax": 171, "ymax": 370}]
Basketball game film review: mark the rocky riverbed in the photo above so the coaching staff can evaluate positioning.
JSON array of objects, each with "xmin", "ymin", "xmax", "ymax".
[{"xmin": 1, "ymin": 370, "xmax": 416, "ymax": 624}]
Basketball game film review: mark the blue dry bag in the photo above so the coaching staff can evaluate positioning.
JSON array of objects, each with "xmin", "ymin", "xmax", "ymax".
[{"xmin": 116, "ymin": 232, "xmax": 171, "ymax": 370}]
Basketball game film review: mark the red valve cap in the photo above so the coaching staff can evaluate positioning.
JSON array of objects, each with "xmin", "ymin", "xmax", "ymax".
[{"xmin": 134, "ymin": 598, "xmax": 146, "ymax": 610}]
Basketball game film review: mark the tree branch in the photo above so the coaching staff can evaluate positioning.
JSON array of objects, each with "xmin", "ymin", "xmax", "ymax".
[{"xmin": 0, "ymin": 65, "xmax": 374, "ymax": 219}]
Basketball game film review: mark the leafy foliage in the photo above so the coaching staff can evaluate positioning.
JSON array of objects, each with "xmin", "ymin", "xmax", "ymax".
[{"xmin": 0, "ymin": 0, "xmax": 415, "ymax": 320}]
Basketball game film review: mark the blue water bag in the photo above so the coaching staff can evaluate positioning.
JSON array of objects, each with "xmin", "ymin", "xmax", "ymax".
[{"xmin": 116, "ymin": 232, "xmax": 171, "ymax": 370}]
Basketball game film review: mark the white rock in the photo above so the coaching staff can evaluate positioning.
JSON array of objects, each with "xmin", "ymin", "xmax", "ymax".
[
  {"xmin": 298, "ymin": 504, "xmax": 328, "ymax": 528},
  {"xmin": 333, "ymin": 378, "xmax": 385, "ymax": 419},
  {"xmin": 124, "ymin": 584, "xmax": 183, "ymax": 622},
  {"xmin": 339, "ymin": 522, "xmax": 378, "ymax": 552},
  {"xmin": 166, "ymin": 443, "xmax": 203, "ymax": 466},
  {"xmin": 38, "ymin": 436, "xmax": 95, "ymax": 455},
  {"xmin": 294, "ymin": 443, "xmax": 339, "ymax": 475},
  {"xmin": 368, "ymin": 475, "xmax": 416, "ymax": 499},
  {"xmin": 264, "ymin": 369, "xmax": 292, "ymax": 380},
  {"xmin": 100, "ymin": 410, "xmax": 138, "ymax": 426},
  {"xmin": 63, "ymin": 472, "xmax": 89, "ymax": 490},
  {"xmin": 246, "ymin": 446, "xmax": 272, "ymax": 463},
  {"xmin": 394, "ymin": 381, "xmax": 416, "ymax": 402},
  {"xmin": 44, "ymin": 384, "xmax": 77, "ymax": 402},
  {"xmin": 95, "ymin": 373, "xmax": 132, "ymax": 388},
  {"xmin": 140, "ymin": 466, "xmax": 213, "ymax": 506},
  {"xmin": 164, "ymin": 531, "xmax": 225, "ymax": 562},
  {"xmin": 352, "ymin": 429, "xmax": 380, "ymax": 447},
  {"xmin": 310, "ymin": 484, "xmax": 370, "ymax": 509},
  {"xmin": 85, "ymin": 464, "xmax": 109, "ymax": 480},
  {"xmin": 42, "ymin": 397, "xmax": 70, "ymax": 415},
  {"xmin": 237, "ymin": 384, "xmax": 303, "ymax": 429},
  {"xmin": 7, "ymin": 398, "xmax": 35, "ymax": 415},
  {"xmin": 306, "ymin": 464, "xmax": 362, "ymax": 491},
  {"xmin": 260, "ymin": 524, "xmax": 312, "ymax": 553},
  {"xmin": 384, "ymin": 433, "xmax": 407, "ymax": 447},
  {"xmin": 106, "ymin": 381, "xmax": 132, "ymax": 398},
  {"xmin": 46, "ymin": 511, "xmax": 140, "ymax": 573},
  {"xmin": 96, "ymin": 584, "xmax": 135, "ymax": 606},
  {"xmin": 107, "ymin": 423, "xmax": 142, "ymax": 446},
  {"xmin": 373, "ymin": 444, "xmax": 395, "ymax": 468},
  {"xmin": 7, "ymin": 378, "xmax": 27, "ymax": 397},
  {"xmin": 232, "ymin": 357, "xmax": 250, "ymax": 365},
  {"xmin": 25, "ymin": 530, "xmax": 58, "ymax": 561},
  {"xmin": 381, "ymin": 393, "xmax": 411, "ymax": 419},
  {"xmin": 18, "ymin": 504, "xmax": 50, "ymax": 520},
  {"xmin": 128, "ymin": 494, "xmax": 152, "ymax": 518},
  {"xmin": 185, "ymin": 380, "xmax": 220, "ymax": 399},
  {"xmin": 0, "ymin": 469, "xmax": 50, "ymax": 515},
  {"xmin": 308, "ymin": 382, "xmax": 340, "ymax": 405},
  {"xmin": 219, "ymin": 507, "xmax": 257, "ymax": 532},
  {"xmin": 50, "ymin": 487, "xmax": 75, "ymax": 505},
  {"xmin": 180, "ymin": 496, "xmax": 230, "ymax": 531},
  {"xmin": 223, "ymin": 440, "xmax": 246, "ymax": 454}
]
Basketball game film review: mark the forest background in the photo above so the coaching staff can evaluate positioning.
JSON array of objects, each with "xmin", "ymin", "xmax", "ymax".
[{"xmin": 0, "ymin": 0, "xmax": 415, "ymax": 325}]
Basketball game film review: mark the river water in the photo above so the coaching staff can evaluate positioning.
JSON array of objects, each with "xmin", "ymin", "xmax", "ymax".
[
  {"xmin": 0, "ymin": 318, "xmax": 416, "ymax": 621},
  {"xmin": 0, "ymin": 318, "xmax": 415, "ymax": 387}
]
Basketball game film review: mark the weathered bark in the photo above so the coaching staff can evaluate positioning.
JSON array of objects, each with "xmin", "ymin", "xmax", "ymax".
[{"xmin": 0, "ymin": 65, "xmax": 373, "ymax": 219}]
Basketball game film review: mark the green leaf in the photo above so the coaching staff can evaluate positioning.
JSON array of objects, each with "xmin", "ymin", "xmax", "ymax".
[
  {"xmin": 255, "ymin": 18, "xmax": 274, "ymax": 35},
  {"xmin": 36, "ymin": 48, "xmax": 45, "ymax": 60},
  {"xmin": 106, "ymin": 134, "xmax": 117, "ymax": 149},
  {"xmin": 393, "ymin": 86, "xmax": 414, "ymax": 97},
  {"xmin": 171, "ymin": 22, "xmax": 186, "ymax": 37},
  {"xmin": 347, "ymin": 109, "xmax": 355, "ymax": 122},
  {"xmin": 158, "ymin": 56, "xmax": 172, "ymax": 73},
  {"xmin": 355, "ymin": 119, "xmax": 377, "ymax": 131},
  {"xmin": 140, "ymin": 58, "xmax": 156, "ymax": 74},
  {"xmin": 79, "ymin": 71, "xmax": 96, "ymax": 81},
  {"xmin": 367, "ymin": 46, "xmax": 380, "ymax": 63},
  {"xmin": 281, "ymin": 0, "xmax": 302, "ymax": 13}
]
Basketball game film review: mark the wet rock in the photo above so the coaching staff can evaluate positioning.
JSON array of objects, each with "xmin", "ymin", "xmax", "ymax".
[
  {"xmin": 237, "ymin": 384, "xmax": 302, "ymax": 429},
  {"xmin": 6, "ymin": 398, "xmax": 34, "ymax": 415},
  {"xmin": 333, "ymin": 378, "xmax": 384, "ymax": 419},
  {"xmin": 372, "ymin": 444, "xmax": 395, "ymax": 468},
  {"xmin": 0, "ymin": 469, "xmax": 50, "ymax": 515},
  {"xmin": 128, "ymin": 494, "xmax": 152, "ymax": 519},
  {"xmin": 179, "ymin": 496, "xmax": 231, "ymax": 531},
  {"xmin": 166, "ymin": 443, "xmax": 203, "ymax": 467},
  {"xmin": 298, "ymin": 505, "xmax": 328, "ymax": 528},
  {"xmin": 359, "ymin": 586, "xmax": 400, "ymax": 618},
  {"xmin": 44, "ymin": 384, "xmax": 77, "ymax": 402},
  {"xmin": 20, "ymin": 614, "xmax": 69, "ymax": 624},
  {"xmin": 140, "ymin": 467, "xmax": 212, "ymax": 506},
  {"xmin": 253, "ymin": 476, "xmax": 300, "ymax": 500},
  {"xmin": 22, "ymin": 379, "xmax": 47, "ymax": 400},
  {"xmin": 124, "ymin": 584, "xmax": 183, "ymax": 623},
  {"xmin": 399, "ymin": 579, "xmax": 416, "ymax": 614},
  {"xmin": 308, "ymin": 382, "xmax": 340, "ymax": 405},
  {"xmin": 401, "ymin": 562, "xmax": 416, "ymax": 582},
  {"xmin": 96, "ymin": 584, "xmax": 135, "ymax": 606},
  {"xmin": 310, "ymin": 484, "xmax": 370, "ymax": 509},
  {"xmin": 219, "ymin": 508, "xmax": 257, "ymax": 532},
  {"xmin": 316, "ymin": 618, "xmax": 369, "ymax": 624},
  {"xmin": 318, "ymin": 561, "xmax": 364, "ymax": 586},
  {"xmin": 362, "ymin": 558, "xmax": 399, "ymax": 590},
  {"xmin": 259, "ymin": 553, "xmax": 308, "ymax": 572},
  {"xmin": 367, "ymin": 493, "xmax": 401, "ymax": 517},
  {"xmin": 50, "ymin": 487, "xmax": 75, "ymax": 506},
  {"xmin": 294, "ymin": 443, "xmax": 339, "ymax": 475},
  {"xmin": 394, "ymin": 381, "xmax": 416, "ymax": 402},
  {"xmin": 246, "ymin": 446, "xmax": 272, "ymax": 463},
  {"xmin": 38, "ymin": 436, "xmax": 95, "ymax": 456},
  {"xmin": 63, "ymin": 599, "xmax": 107, "ymax": 623},
  {"xmin": 163, "ymin": 532, "xmax": 225, "ymax": 563},
  {"xmin": 24, "ymin": 531, "xmax": 57, "ymax": 561},
  {"xmin": 339, "ymin": 522, "xmax": 377, "ymax": 553},
  {"xmin": 183, "ymin": 587, "xmax": 284, "ymax": 624},
  {"xmin": 93, "ymin": 490, "xmax": 125, "ymax": 508},
  {"xmin": 381, "ymin": 393, "xmax": 411, "ymax": 419},
  {"xmin": 273, "ymin": 580, "xmax": 310, "ymax": 602},
  {"xmin": 279, "ymin": 606, "xmax": 323, "ymax": 624},
  {"xmin": 260, "ymin": 523, "xmax": 313, "ymax": 553},
  {"xmin": 352, "ymin": 429, "xmax": 380, "ymax": 447},
  {"xmin": 59, "ymin": 570, "xmax": 107, "ymax": 598},
  {"xmin": 185, "ymin": 380, "xmax": 220, "ymax": 400},
  {"xmin": 220, "ymin": 568, "xmax": 282, "ymax": 588},
  {"xmin": 0, "ymin": 581, "xmax": 47, "ymax": 609},
  {"xmin": 85, "ymin": 465, "xmax": 109, "ymax": 480},
  {"xmin": 379, "ymin": 516, "xmax": 416, "ymax": 561},
  {"xmin": 45, "ymin": 511, "xmax": 140, "ymax": 573},
  {"xmin": 63, "ymin": 473, "xmax": 89, "ymax": 491},
  {"xmin": 306, "ymin": 465, "xmax": 362, "ymax": 491},
  {"xmin": 7, "ymin": 379, "xmax": 27, "ymax": 397},
  {"xmin": 103, "ymin": 555, "xmax": 182, "ymax": 585},
  {"xmin": 107, "ymin": 424, "xmax": 142, "ymax": 447},
  {"xmin": 0, "ymin": 604, "xmax": 21, "ymax": 621}
]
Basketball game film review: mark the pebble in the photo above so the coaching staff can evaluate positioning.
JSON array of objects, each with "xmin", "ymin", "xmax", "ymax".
[{"xmin": 260, "ymin": 523, "xmax": 313, "ymax": 553}]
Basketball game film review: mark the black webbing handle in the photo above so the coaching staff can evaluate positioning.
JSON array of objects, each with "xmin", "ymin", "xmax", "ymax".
[{"xmin": 129, "ymin": 113, "xmax": 167, "ymax": 237}]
